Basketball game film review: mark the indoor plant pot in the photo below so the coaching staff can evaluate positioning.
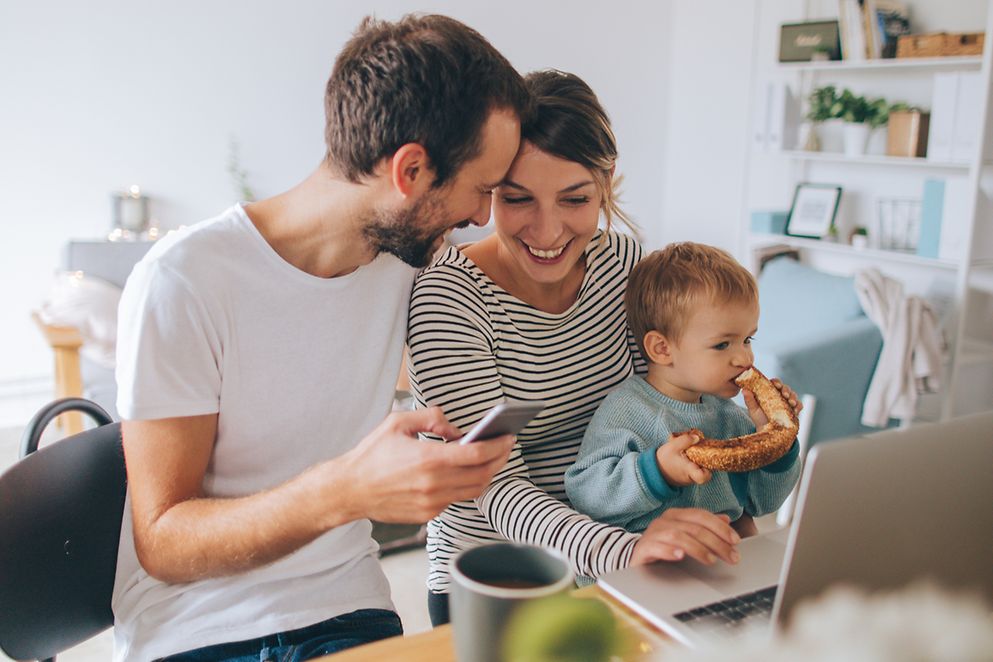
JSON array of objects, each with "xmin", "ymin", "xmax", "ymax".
[{"xmin": 807, "ymin": 86, "xmax": 890, "ymax": 156}]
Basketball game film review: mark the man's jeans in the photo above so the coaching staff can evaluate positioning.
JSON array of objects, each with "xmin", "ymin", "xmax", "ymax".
[{"xmin": 159, "ymin": 609, "xmax": 402, "ymax": 662}]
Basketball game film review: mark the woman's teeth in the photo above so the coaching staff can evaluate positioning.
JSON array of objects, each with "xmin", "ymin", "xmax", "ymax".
[{"xmin": 526, "ymin": 244, "xmax": 566, "ymax": 259}]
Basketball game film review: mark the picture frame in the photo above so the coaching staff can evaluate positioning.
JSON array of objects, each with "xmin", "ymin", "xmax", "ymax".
[
  {"xmin": 785, "ymin": 183, "xmax": 842, "ymax": 239},
  {"xmin": 779, "ymin": 20, "xmax": 842, "ymax": 63}
]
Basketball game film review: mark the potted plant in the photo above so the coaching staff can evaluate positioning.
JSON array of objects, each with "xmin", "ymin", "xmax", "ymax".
[
  {"xmin": 837, "ymin": 89, "xmax": 889, "ymax": 156},
  {"xmin": 806, "ymin": 85, "xmax": 844, "ymax": 152},
  {"xmin": 849, "ymin": 226, "xmax": 869, "ymax": 249},
  {"xmin": 806, "ymin": 86, "xmax": 889, "ymax": 155},
  {"xmin": 865, "ymin": 98, "xmax": 892, "ymax": 155},
  {"xmin": 811, "ymin": 44, "xmax": 834, "ymax": 62}
]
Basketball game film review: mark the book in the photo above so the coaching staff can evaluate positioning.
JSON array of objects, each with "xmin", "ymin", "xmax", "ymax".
[
  {"xmin": 928, "ymin": 72, "xmax": 983, "ymax": 163},
  {"xmin": 868, "ymin": 0, "xmax": 910, "ymax": 58},
  {"xmin": 952, "ymin": 73, "xmax": 982, "ymax": 162},
  {"xmin": 917, "ymin": 179, "xmax": 945, "ymax": 259},
  {"xmin": 927, "ymin": 73, "xmax": 958, "ymax": 162},
  {"xmin": 919, "ymin": 175, "xmax": 993, "ymax": 262},
  {"xmin": 863, "ymin": 0, "xmax": 881, "ymax": 58},
  {"xmin": 837, "ymin": 0, "xmax": 867, "ymax": 61}
]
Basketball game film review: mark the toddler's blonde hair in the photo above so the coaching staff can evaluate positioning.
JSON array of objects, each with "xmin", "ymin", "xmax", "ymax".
[{"xmin": 626, "ymin": 242, "xmax": 758, "ymax": 358}]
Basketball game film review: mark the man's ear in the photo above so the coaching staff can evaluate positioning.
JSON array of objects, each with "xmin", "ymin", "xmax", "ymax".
[
  {"xmin": 390, "ymin": 143, "xmax": 434, "ymax": 198},
  {"xmin": 643, "ymin": 330, "xmax": 674, "ymax": 366}
]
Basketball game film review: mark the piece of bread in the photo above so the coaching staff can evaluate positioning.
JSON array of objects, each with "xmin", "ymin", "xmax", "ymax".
[{"xmin": 683, "ymin": 367, "xmax": 798, "ymax": 472}]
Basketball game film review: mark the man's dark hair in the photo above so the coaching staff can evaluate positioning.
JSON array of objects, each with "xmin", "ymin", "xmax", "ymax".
[{"xmin": 325, "ymin": 14, "xmax": 531, "ymax": 188}]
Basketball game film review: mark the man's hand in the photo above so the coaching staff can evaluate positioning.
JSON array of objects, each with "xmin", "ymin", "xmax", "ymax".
[
  {"xmin": 334, "ymin": 407, "xmax": 515, "ymax": 524},
  {"xmin": 656, "ymin": 431, "xmax": 711, "ymax": 487},
  {"xmin": 123, "ymin": 407, "xmax": 513, "ymax": 584},
  {"xmin": 631, "ymin": 508, "xmax": 741, "ymax": 566},
  {"xmin": 744, "ymin": 378, "xmax": 803, "ymax": 429}
]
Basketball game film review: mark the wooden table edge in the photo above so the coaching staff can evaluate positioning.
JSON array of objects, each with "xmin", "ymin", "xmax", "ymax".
[{"xmin": 324, "ymin": 584, "xmax": 672, "ymax": 661}]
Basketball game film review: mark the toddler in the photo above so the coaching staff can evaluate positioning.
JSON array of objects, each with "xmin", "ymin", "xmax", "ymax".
[{"xmin": 565, "ymin": 242, "xmax": 801, "ymax": 537}]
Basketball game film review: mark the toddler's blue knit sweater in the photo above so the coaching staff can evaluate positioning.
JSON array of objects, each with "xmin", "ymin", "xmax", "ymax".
[{"xmin": 565, "ymin": 375, "xmax": 800, "ymax": 532}]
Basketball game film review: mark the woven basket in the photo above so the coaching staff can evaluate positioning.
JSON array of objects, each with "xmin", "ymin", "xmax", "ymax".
[{"xmin": 896, "ymin": 32, "xmax": 985, "ymax": 58}]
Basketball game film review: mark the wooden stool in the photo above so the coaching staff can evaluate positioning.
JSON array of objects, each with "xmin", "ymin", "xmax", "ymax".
[{"xmin": 31, "ymin": 312, "xmax": 85, "ymax": 435}]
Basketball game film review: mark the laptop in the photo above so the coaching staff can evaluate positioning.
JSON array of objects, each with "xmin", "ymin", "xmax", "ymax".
[{"xmin": 597, "ymin": 411, "xmax": 993, "ymax": 647}]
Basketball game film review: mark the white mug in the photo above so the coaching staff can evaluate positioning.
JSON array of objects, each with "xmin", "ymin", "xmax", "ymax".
[{"xmin": 450, "ymin": 543, "xmax": 574, "ymax": 662}]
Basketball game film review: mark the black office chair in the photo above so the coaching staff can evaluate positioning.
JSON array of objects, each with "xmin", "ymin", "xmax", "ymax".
[{"xmin": 0, "ymin": 398, "xmax": 125, "ymax": 662}]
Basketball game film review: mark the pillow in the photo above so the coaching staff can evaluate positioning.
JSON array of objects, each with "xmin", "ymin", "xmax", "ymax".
[
  {"xmin": 757, "ymin": 257, "xmax": 864, "ymax": 345},
  {"xmin": 38, "ymin": 272, "xmax": 122, "ymax": 368}
]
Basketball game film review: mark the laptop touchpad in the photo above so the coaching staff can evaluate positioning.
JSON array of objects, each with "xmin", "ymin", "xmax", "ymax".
[{"xmin": 682, "ymin": 535, "xmax": 787, "ymax": 594}]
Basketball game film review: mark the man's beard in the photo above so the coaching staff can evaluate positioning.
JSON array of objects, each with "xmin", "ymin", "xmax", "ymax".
[{"xmin": 362, "ymin": 191, "xmax": 467, "ymax": 268}]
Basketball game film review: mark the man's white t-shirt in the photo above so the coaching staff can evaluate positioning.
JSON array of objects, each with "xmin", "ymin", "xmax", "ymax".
[{"xmin": 113, "ymin": 205, "xmax": 415, "ymax": 661}]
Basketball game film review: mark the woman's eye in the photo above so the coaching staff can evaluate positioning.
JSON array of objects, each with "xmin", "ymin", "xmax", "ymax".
[
  {"xmin": 745, "ymin": 336, "xmax": 755, "ymax": 345},
  {"xmin": 502, "ymin": 196, "xmax": 532, "ymax": 205},
  {"xmin": 562, "ymin": 196, "xmax": 590, "ymax": 205},
  {"xmin": 713, "ymin": 341, "xmax": 730, "ymax": 350}
]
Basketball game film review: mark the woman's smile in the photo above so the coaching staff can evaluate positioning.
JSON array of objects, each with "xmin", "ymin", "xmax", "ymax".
[{"xmin": 521, "ymin": 238, "xmax": 572, "ymax": 264}]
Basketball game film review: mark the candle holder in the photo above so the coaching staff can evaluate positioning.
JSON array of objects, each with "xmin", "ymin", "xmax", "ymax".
[{"xmin": 110, "ymin": 185, "xmax": 150, "ymax": 240}]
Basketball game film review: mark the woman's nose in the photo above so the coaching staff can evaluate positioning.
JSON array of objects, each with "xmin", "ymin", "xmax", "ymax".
[{"xmin": 528, "ymin": 206, "xmax": 564, "ymax": 244}]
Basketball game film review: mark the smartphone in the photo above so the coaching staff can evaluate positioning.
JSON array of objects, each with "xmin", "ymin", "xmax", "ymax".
[{"xmin": 458, "ymin": 400, "xmax": 546, "ymax": 445}]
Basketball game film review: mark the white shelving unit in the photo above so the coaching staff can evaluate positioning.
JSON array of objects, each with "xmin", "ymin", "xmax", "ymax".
[
  {"xmin": 742, "ymin": 0, "xmax": 993, "ymax": 421},
  {"xmin": 780, "ymin": 150, "xmax": 972, "ymax": 170},
  {"xmin": 778, "ymin": 54, "xmax": 983, "ymax": 71},
  {"xmin": 750, "ymin": 233, "xmax": 961, "ymax": 269}
]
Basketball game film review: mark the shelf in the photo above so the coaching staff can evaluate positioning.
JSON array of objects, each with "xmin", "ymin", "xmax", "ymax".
[
  {"xmin": 750, "ymin": 233, "xmax": 960, "ymax": 269},
  {"xmin": 778, "ymin": 56, "xmax": 983, "ymax": 72},
  {"xmin": 780, "ymin": 150, "xmax": 971, "ymax": 170},
  {"xmin": 754, "ymin": 5, "xmax": 993, "ymax": 422}
]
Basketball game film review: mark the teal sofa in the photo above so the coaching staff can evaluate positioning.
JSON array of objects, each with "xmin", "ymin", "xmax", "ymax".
[{"xmin": 753, "ymin": 256, "xmax": 885, "ymax": 445}]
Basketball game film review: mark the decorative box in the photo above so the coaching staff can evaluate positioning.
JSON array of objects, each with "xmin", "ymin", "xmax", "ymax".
[
  {"xmin": 751, "ymin": 211, "xmax": 789, "ymax": 235},
  {"xmin": 896, "ymin": 32, "xmax": 985, "ymax": 58},
  {"xmin": 887, "ymin": 110, "xmax": 930, "ymax": 157}
]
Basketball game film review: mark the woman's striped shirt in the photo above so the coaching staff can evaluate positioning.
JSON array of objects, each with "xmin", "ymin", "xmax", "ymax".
[{"xmin": 407, "ymin": 229, "xmax": 647, "ymax": 593}]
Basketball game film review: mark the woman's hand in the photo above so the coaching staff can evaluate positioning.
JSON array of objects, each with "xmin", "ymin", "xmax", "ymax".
[
  {"xmin": 744, "ymin": 378, "xmax": 802, "ymax": 429},
  {"xmin": 630, "ymin": 508, "xmax": 741, "ymax": 567}
]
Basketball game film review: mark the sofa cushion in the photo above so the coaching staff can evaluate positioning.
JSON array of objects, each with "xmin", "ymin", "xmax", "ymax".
[{"xmin": 757, "ymin": 256, "xmax": 865, "ymax": 346}]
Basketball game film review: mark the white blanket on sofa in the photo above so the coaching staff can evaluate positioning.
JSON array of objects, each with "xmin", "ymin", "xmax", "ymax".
[{"xmin": 855, "ymin": 269, "xmax": 945, "ymax": 427}]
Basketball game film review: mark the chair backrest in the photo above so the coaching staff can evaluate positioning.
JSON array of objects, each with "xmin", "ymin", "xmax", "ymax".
[{"xmin": 0, "ymin": 399, "xmax": 125, "ymax": 661}]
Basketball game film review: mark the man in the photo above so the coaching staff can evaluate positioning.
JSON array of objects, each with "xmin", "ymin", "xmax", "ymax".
[{"xmin": 113, "ymin": 14, "xmax": 530, "ymax": 661}]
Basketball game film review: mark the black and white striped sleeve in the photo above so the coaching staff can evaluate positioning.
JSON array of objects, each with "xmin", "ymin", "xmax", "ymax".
[{"xmin": 407, "ymin": 256, "xmax": 641, "ymax": 578}]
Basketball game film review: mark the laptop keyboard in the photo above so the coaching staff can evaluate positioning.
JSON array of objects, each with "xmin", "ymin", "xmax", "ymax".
[{"xmin": 673, "ymin": 586, "xmax": 778, "ymax": 636}]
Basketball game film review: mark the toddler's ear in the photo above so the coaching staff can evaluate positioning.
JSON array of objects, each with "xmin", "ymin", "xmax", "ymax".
[{"xmin": 643, "ymin": 331, "xmax": 674, "ymax": 365}]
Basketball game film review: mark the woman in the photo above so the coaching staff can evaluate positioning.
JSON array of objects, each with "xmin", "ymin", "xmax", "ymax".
[{"xmin": 407, "ymin": 70, "xmax": 740, "ymax": 626}]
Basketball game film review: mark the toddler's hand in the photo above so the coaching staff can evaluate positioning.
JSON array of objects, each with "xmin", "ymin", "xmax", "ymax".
[
  {"xmin": 656, "ymin": 431, "xmax": 712, "ymax": 487},
  {"xmin": 744, "ymin": 378, "xmax": 802, "ymax": 429}
]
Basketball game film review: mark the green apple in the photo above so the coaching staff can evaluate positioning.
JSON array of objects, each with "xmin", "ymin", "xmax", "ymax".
[{"xmin": 502, "ymin": 594, "xmax": 625, "ymax": 662}]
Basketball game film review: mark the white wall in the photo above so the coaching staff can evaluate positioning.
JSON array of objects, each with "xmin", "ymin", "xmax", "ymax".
[
  {"xmin": 657, "ymin": 1, "xmax": 758, "ymax": 252},
  {"xmin": 0, "ymin": 1, "xmax": 672, "ymax": 410},
  {"xmin": 9, "ymin": 1, "xmax": 980, "ymax": 423}
]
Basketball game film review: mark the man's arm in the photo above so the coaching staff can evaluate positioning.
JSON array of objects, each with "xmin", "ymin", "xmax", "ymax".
[{"xmin": 124, "ymin": 407, "xmax": 514, "ymax": 584}]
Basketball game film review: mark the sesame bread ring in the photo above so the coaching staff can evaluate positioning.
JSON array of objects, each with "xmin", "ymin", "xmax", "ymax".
[{"xmin": 683, "ymin": 367, "xmax": 798, "ymax": 472}]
